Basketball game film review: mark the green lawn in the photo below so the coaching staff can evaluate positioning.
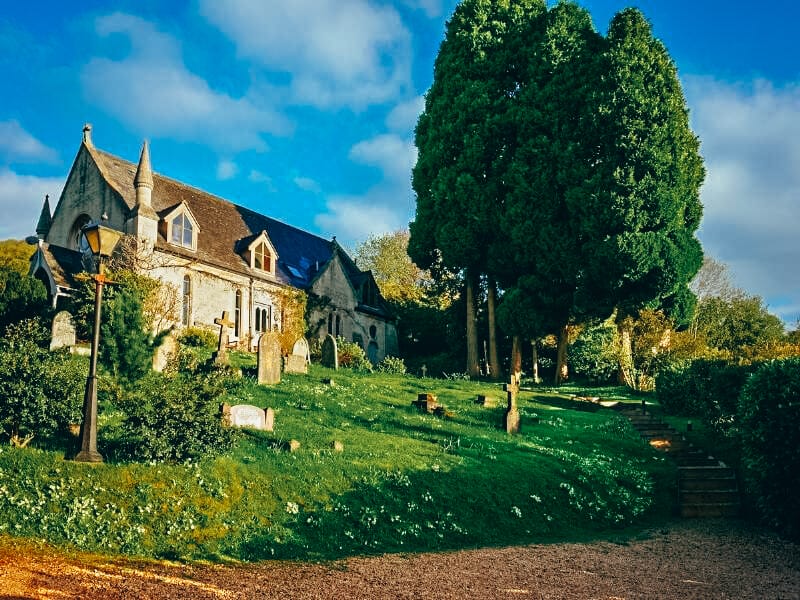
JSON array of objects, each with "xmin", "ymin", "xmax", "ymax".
[{"xmin": 0, "ymin": 362, "xmax": 676, "ymax": 562}]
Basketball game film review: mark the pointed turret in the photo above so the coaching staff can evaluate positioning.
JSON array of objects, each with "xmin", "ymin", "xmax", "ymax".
[
  {"xmin": 134, "ymin": 140, "xmax": 154, "ymax": 201},
  {"xmin": 127, "ymin": 140, "xmax": 158, "ymax": 248},
  {"xmin": 36, "ymin": 194, "xmax": 52, "ymax": 239}
]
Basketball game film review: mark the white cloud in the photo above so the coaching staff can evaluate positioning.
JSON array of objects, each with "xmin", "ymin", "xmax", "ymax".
[
  {"xmin": 386, "ymin": 96, "xmax": 425, "ymax": 132},
  {"xmin": 0, "ymin": 169, "xmax": 63, "ymax": 239},
  {"xmin": 216, "ymin": 159, "xmax": 238, "ymax": 181},
  {"xmin": 349, "ymin": 134, "xmax": 417, "ymax": 182},
  {"xmin": 0, "ymin": 120, "xmax": 58, "ymax": 164},
  {"xmin": 81, "ymin": 13, "xmax": 290, "ymax": 152},
  {"xmin": 293, "ymin": 176, "xmax": 321, "ymax": 193},
  {"xmin": 686, "ymin": 76, "xmax": 800, "ymax": 323},
  {"xmin": 315, "ymin": 191, "xmax": 408, "ymax": 243},
  {"xmin": 248, "ymin": 169, "xmax": 276, "ymax": 191},
  {"xmin": 198, "ymin": 0, "xmax": 412, "ymax": 109}
]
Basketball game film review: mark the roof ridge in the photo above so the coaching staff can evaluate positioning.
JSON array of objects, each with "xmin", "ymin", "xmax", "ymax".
[{"xmin": 92, "ymin": 147, "xmax": 334, "ymax": 248}]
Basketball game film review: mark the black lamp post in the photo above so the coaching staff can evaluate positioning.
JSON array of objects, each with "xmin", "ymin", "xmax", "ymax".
[{"xmin": 74, "ymin": 223, "xmax": 121, "ymax": 463}]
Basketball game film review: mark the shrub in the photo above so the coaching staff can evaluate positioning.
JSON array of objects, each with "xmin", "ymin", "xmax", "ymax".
[
  {"xmin": 655, "ymin": 359, "xmax": 758, "ymax": 422},
  {"xmin": 570, "ymin": 322, "xmax": 617, "ymax": 384},
  {"xmin": 0, "ymin": 267, "xmax": 49, "ymax": 332},
  {"xmin": 111, "ymin": 363, "xmax": 239, "ymax": 463},
  {"xmin": 100, "ymin": 284, "xmax": 154, "ymax": 386},
  {"xmin": 0, "ymin": 319, "xmax": 84, "ymax": 445},
  {"xmin": 376, "ymin": 355, "xmax": 406, "ymax": 375},
  {"xmin": 737, "ymin": 358, "xmax": 800, "ymax": 539},
  {"xmin": 336, "ymin": 337, "xmax": 372, "ymax": 372},
  {"xmin": 179, "ymin": 326, "xmax": 218, "ymax": 348}
]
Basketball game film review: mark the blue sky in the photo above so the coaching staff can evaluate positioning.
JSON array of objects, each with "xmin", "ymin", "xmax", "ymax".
[{"xmin": 1, "ymin": 1, "xmax": 798, "ymax": 325}]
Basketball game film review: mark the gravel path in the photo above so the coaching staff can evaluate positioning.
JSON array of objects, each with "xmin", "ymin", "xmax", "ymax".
[{"xmin": 1, "ymin": 519, "xmax": 798, "ymax": 599}]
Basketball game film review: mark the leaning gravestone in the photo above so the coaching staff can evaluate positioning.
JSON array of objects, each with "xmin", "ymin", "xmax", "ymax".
[
  {"xmin": 258, "ymin": 331, "xmax": 282, "ymax": 384},
  {"xmin": 223, "ymin": 403, "xmax": 274, "ymax": 431},
  {"xmin": 320, "ymin": 334, "xmax": 338, "ymax": 370},
  {"xmin": 152, "ymin": 333, "xmax": 178, "ymax": 372},
  {"xmin": 50, "ymin": 311, "xmax": 76, "ymax": 351}
]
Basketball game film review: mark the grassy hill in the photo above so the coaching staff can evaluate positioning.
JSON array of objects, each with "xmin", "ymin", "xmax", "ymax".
[{"xmin": 0, "ymin": 362, "xmax": 675, "ymax": 562}]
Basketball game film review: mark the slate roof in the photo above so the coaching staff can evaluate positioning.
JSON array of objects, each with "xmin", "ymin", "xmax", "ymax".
[{"xmin": 84, "ymin": 145, "xmax": 392, "ymax": 318}]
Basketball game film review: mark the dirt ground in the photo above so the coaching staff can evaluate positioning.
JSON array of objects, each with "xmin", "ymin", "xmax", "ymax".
[{"xmin": 0, "ymin": 519, "xmax": 798, "ymax": 599}]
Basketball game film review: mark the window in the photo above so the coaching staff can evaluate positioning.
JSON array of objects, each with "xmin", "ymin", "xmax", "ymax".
[
  {"xmin": 181, "ymin": 275, "xmax": 191, "ymax": 326},
  {"xmin": 171, "ymin": 213, "xmax": 194, "ymax": 249},
  {"xmin": 234, "ymin": 290, "xmax": 242, "ymax": 337},
  {"xmin": 327, "ymin": 313, "xmax": 333, "ymax": 335},
  {"xmin": 255, "ymin": 305, "xmax": 271, "ymax": 333},
  {"xmin": 70, "ymin": 214, "xmax": 92, "ymax": 252},
  {"xmin": 335, "ymin": 315, "xmax": 341, "ymax": 337},
  {"xmin": 253, "ymin": 242, "xmax": 271, "ymax": 273},
  {"xmin": 369, "ymin": 325, "xmax": 377, "ymax": 340}
]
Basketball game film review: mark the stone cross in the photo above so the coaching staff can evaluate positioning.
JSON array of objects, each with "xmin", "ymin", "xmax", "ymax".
[
  {"xmin": 212, "ymin": 311, "xmax": 235, "ymax": 365},
  {"xmin": 421, "ymin": 364, "xmax": 427, "ymax": 378},
  {"xmin": 503, "ymin": 372, "xmax": 521, "ymax": 434}
]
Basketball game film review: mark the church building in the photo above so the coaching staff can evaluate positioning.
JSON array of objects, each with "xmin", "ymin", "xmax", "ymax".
[{"xmin": 30, "ymin": 125, "xmax": 398, "ymax": 362}]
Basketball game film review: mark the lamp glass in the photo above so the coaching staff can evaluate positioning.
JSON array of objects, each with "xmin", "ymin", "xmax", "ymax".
[{"xmin": 81, "ymin": 223, "xmax": 122, "ymax": 257}]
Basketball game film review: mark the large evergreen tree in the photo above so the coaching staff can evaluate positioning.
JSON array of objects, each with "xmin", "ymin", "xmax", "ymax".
[{"xmin": 410, "ymin": 0, "xmax": 546, "ymax": 377}]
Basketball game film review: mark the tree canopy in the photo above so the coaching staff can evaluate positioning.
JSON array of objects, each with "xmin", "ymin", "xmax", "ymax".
[{"xmin": 354, "ymin": 230, "xmax": 430, "ymax": 304}]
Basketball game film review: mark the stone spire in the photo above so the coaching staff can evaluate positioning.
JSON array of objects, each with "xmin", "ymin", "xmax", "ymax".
[
  {"xmin": 133, "ymin": 140, "xmax": 155, "ymax": 211},
  {"xmin": 36, "ymin": 194, "xmax": 52, "ymax": 239}
]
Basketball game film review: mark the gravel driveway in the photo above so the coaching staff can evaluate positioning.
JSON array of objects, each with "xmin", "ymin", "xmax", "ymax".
[{"xmin": 1, "ymin": 519, "xmax": 798, "ymax": 599}]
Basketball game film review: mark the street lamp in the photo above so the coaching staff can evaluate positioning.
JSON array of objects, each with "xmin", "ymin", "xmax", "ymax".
[{"xmin": 74, "ymin": 223, "xmax": 121, "ymax": 463}]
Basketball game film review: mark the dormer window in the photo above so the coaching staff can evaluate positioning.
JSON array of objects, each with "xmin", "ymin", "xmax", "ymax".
[
  {"xmin": 163, "ymin": 203, "xmax": 199, "ymax": 251},
  {"xmin": 246, "ymin": 231, "xmax": 277, "ymax": 275},
  {"xmin": 171, "ymin": 213, "xmax": 193, "ymax": 248},
  {"xmin": 253, "ymin": 242, "xmax": 271, "ymax": 272}
]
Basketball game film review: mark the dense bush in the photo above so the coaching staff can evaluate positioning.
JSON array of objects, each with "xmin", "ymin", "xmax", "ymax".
[
  {"xmin": 737, "ymin": 358, "xmax": 800, "ymax": 539},
  {"xmin": 336, "ymin": 337, "xmax": 373, "ymax": 372},
  {"xmin": 655, "ymin": 359, "xmax": 758, "ymax": 422},
  {"xmin": 178, "ymin": 326, "xmax": 217, "ymax": 348},
  {"xmin": 570, "ymin": 322, "xmax": 617, "ymax": 384},
  {"xmin": 0, "ymin": 267, "xmax": 49, "ymax": 332},
  {"xmin": 0, "ymin": 319, "xmax": 84, "ymax": 445},
  {"xmin": 110, "ymin": 361, "xmax": 239, "ymax": 463},
  {"xmin": 100, "ymin": 284, "xmax": 154, "ymax": 386},
  {"xmin": 376, "ymin": 355, "xmax": 407, "ymax": 374}
]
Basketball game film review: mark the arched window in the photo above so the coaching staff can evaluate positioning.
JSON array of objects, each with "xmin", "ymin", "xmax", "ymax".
[
  {"xmin": 181, "ymin": 275, "xmax": 191, "ymax": 326},
  {"xmin": 335, "ymin": 315, "xmax": 341, "ymax": 337},
  {"xmin": 171, "ymin": 213, "xmax": 194, "ymax": 248},
  {"xmin": 369, "ymin": 325, "xmax": 377, "ymax": 340},
  {"xmin": 253, "ymin": 242, "xmax": 271, "ymax": 273},
  {"xmin": 254, "ymin": 305, "xmax": 271, "ymax": 333},
  {"xmin": 234, "ymin": 290, "xmax": 242, "ymax": 337},
  {"xmin": 70, "ymin": 214, "xmax": 92, "ymax": 252},
  {"xmin": 328, "ymin": 313, "xmax": 333, "ymax": 335}
]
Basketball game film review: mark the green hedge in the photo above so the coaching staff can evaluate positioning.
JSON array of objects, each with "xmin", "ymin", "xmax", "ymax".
[
  {"xmin": 737, "ymin": 358, "xmax": 800, "ymax": 539},
  {"xmin": 655, "ymin": 359, "xmax": 758, "ymax": 421}
]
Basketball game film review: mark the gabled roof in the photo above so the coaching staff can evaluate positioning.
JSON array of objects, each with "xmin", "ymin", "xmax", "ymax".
[
  {"xmin": 83, "ymin": 144, "xmax": 393, "ymax": 319},
  {"xmin": 87, "ymin": 145, "xmax": 334, "ymax": 289}
]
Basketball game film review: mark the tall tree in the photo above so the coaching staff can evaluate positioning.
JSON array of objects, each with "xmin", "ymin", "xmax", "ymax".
[
  {"xmin": 0, "ymin": 240, "xmax": 35, "ymax": 276},
  {"xmin": 354, "ymin": 230, "xmax": 429, "ymax": 304},
  {"xmin": 411, "ymin": 0, "xmax": 546, "ymax": 377}
]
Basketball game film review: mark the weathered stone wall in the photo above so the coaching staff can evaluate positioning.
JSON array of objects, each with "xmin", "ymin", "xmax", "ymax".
[{"xmin": 46, "ymin": 146, "xmax": 129, "ymax": 249}]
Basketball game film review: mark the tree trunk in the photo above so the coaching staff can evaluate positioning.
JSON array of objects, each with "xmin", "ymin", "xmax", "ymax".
[
  {"xmin": 487, "ymin": 280, "xmax": 501, "ymax": 380},
  {"xmin": 510, "ymin": 335, "xmax": 522, "ymax": 381},
  {"xmin": 465, "ymin": 271, "xmax": 480, "ymax": 378},
  {"xmin": 617, "ymin": 321, "xmax": 636, "ymax": 389},
  {"xmin": 531, "ymin": 339, "xmax": 541, "ymax": 384},
  {"xmin": 554, "ymin": 324, "xmax": 569, "ymax": 385}
]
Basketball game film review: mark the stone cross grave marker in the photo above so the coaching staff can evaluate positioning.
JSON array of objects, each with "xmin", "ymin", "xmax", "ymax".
[
  {"xmin": 152, "ymin": 332, "xmax": 178, "ymax": 372},
  {"xmin": 50, "ymin": 311, "xmax": 76, "ymax": 351},
  {"xmin": 212, "ymin": 311, "xmax": 235, "ymax": 365},
  {"xmin": 503, "ymin": 372, "xmax": 521, "ymax": 434},
  {"xmin": 258, "ymin": 330, "xmax": 282, "ymax": 384},
  {"xmin": 320, "ymin": 334, "xmax": 338, "ymax": 370}
]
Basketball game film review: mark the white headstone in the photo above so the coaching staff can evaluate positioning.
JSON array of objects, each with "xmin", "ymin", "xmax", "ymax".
[
  {"xmin": 227, "ymin": 404, "xmax": 272, "ymax": 430},
  {"xmin": 50, "ymin": 311, "xmax": 76, "ymax": 351}
]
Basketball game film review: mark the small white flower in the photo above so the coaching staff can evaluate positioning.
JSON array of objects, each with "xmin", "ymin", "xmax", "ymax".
[
  {"xmin": 286, "ymin": 501, "xmax": 299, "ymax": 514},
  {"xmin": 511, "ymin": 506, "xmax": 522, "ymax": 518}
]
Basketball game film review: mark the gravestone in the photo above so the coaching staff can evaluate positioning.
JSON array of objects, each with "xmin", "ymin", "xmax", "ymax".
[
  {"xmin": 50, "ymin": 311, "xmax": 76, "ymax": 351},
  {"xmin": 320, "ymin": 334, "xmax": 338, "ymax": 370},
  {"xmin": 257, "ymin": 331, "xmax": 282, "ymax": 384},
  {"xmin": 285, "ymin": 337, "xmax": 310, "ymax": 374},
  {"xmin": 223, "ymin": 403, "xmax": 274, "ymax": 431},
  {"xmin": 503, "ymin": 373, "xmax": 521, "ymax": 434},
  {"xmin": 413, "ymin": 393, "xmax": 439, "ymax": 413},
  {"xmin": 212, "ymin": 311, "xmax": 235, "ymax": 365},
  {"xmin": 475, "ymin": 394, "xmax": 498, "ymax": 408},
  {"xmin": 152, "ymin": 333, "xmax": 178, "ymax": 372},
  {"xmin": 292, "ymin": 337, "xmax": 311, "ymax": 363}
]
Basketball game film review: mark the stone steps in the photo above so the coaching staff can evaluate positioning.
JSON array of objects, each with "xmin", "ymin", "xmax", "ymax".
[{"xmin": 621, "ymin": 409, "xmax": 740, "ymax": 519}]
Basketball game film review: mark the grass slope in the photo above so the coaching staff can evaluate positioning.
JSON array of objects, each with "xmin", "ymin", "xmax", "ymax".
[{"xmin": 0, "ymin": 363, "xmax": 675, "ymax": 561}]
